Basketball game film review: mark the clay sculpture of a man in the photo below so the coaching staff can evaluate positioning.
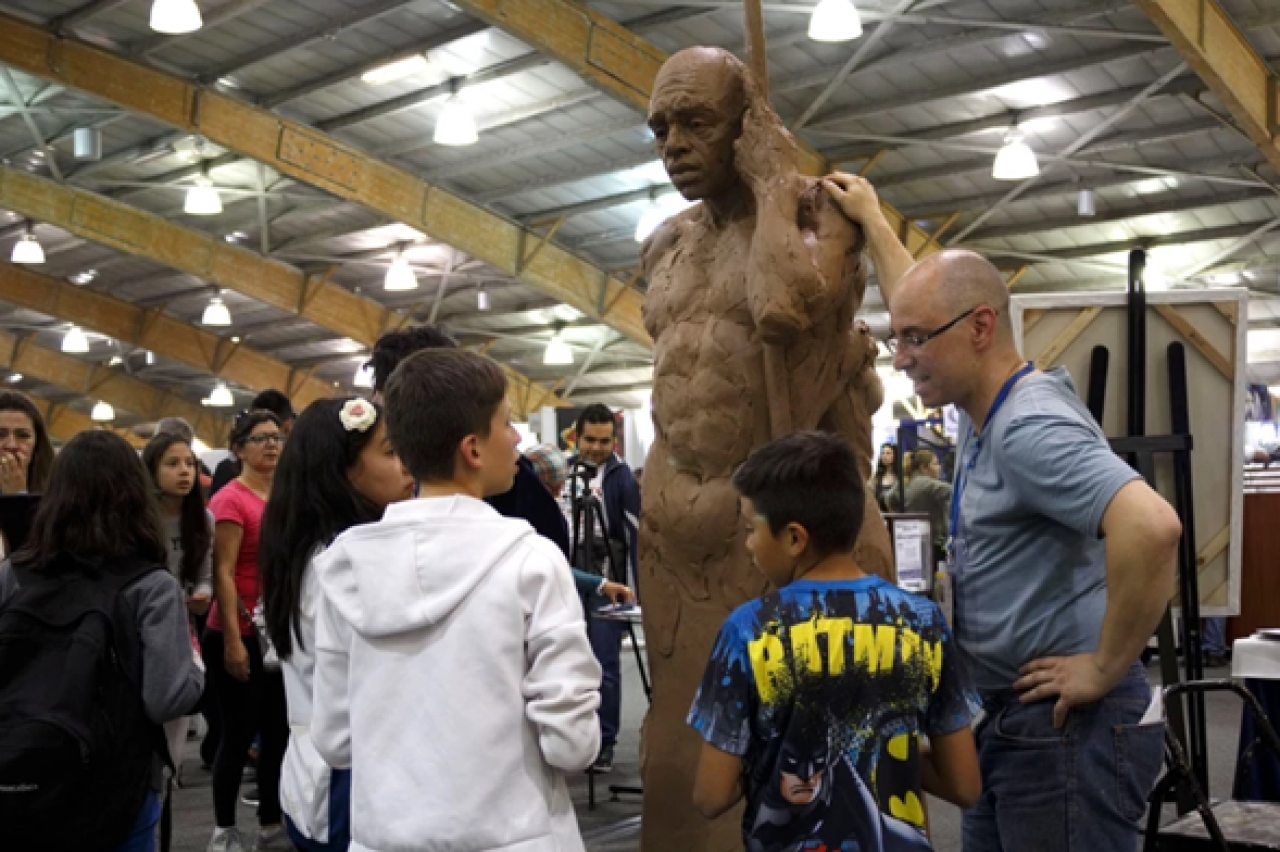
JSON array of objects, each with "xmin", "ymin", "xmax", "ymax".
[{"xmin": 639, "ymin": 46, "xmax": 894, "ymax": 851}]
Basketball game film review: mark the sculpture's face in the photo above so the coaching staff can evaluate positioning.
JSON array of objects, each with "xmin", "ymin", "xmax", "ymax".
[{"xmin": 649, "ymin": 55, "xmax": 745, "ymax": 201}]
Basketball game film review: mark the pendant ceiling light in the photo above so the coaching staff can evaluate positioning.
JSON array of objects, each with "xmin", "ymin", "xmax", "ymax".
[
  {"xmin": 184, "ymin": 175, "xmax": 222, "ymax": 216},
  {"xmin": 207, "ymin": 383, "xmax": 235, "ymax": 407},
  {"xmin": 150, "ymin": 0, "xmax": 203, "ymax": 35},
  {"xmin": 992, "ymin": 132, "xmax": 1039, "ymax": 181},
  {"xmin": 385, "ymin": 253, "xmax": 419, "ymax": 291},
  {"xmin": 90, "ymin": 401, "xmax": 115, "ymax": 422},
  {"xmin": 10, "ymin": 225, "xmax": 44, "ymax": 264},
  {"xmin": 353, "ymin": 362, "xmax": 376, "ymax": 389},
  {"xmin": 809, "ymin": 0, "xmax": 863, "ymax": 42},
  {"xmin": 543, "ymin": 329, "xmax": 574, "ymax": 366},
  {"xmin": 434, "ymin": 97, "xmax": 479, "ymax": 146},
  {"xmin": 1077, "ymin": 188, "xmax": 1096, "ymax": 217},
  {"xmin": 477, "ymin": 286, "xmax": 491, "ymax": 312},
  {"xmin": 201, "ymin": 295, "xmax": 232, "ymax": 327},
  {"xmin": 62, "ymin": 326, "xmax": 90, "ymax": 354},
  {"xmin": 73, "ymin": 127, "xmax": 103, "ymax": 161}
]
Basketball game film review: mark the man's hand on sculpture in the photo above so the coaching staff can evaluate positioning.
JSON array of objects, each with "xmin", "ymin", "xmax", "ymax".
[
  {"xmin": 823, "ymin": 172, "xmax": 884, "ymax": 227},
  {"xmin": 733, "ymin": 74, "xmax": 799, "ymax": 195},
  {"xmin": 1014, "ymin": 653, "xmax": 1118, "ymax": 728}
]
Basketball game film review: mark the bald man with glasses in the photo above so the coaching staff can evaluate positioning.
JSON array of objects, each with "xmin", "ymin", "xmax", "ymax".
[{"xmin": 828, "ymin": 173, "xmax": 1183, "ymax": 852}]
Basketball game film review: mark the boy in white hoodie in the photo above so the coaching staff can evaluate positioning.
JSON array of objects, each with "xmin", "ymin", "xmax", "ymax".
[{"xmin": 310, "ymin": 348, "xmax": 603, "ymax": 852}]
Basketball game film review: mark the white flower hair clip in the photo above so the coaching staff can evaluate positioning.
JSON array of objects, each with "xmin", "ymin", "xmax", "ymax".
[{"xmin": 339, "ymin": 398, "xmax": 377, "ymax": 433}]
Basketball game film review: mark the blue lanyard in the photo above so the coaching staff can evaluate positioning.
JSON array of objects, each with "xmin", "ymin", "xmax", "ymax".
[{"xmin": 948, "ymin": 362, "xmax": 1035, "ymax": 546}]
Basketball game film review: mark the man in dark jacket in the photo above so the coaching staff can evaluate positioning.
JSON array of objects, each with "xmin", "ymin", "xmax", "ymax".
[{"xmin": 568, "ymin": 404, "xmax": 641, "ymax": 774}]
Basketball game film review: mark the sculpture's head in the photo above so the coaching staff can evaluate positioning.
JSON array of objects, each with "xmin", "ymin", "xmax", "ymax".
[{"xmin": 648, "ymin": 47, "xmax": 749, "ymax": 201}]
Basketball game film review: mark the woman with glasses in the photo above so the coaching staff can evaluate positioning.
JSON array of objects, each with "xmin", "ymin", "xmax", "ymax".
[{"xmin": 203, "ymin": 410, "xmax": 290, "ymax": 852}]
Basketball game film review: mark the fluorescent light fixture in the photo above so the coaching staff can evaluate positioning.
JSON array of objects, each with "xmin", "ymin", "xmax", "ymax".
[
  {"xmin": 6, "ymin": 374, "xmax": 22, "ymax": 384},
  {"xmin": 362, "ymin": 55, "xmax": 430, "ymax": 85},
  {"xmin": 201, "ymin": 296, "xmax": 232, "ymax": 326},
  {"xmin": 62, "ymin": 326, "xmax": 90, "ymax": 354},
  {"xmin": 477, "ymin": 286, "xmax": 491, "ymax": 311},
  {"xmin": 543, "ymin": 332, "xmax": 574, "ymax": 366},
  {"xmin": 73, "ymin": 127, "xmax": 102, "ymax": 161},
  {"xmin": 145, "ymin": 351, "xmax": 156, "ymax": 366},
  {"xmin": 385, "ymin": 254, "xmax": 419, "ymax": 291},
  {"xmin": 208, "ymin": 383, "xmax": 235, "ymax": 408},
  {"xmin": 11, "ymin": 230, "xmax": 44, "ymax": 264},
  {"xmin": 90, "ymin": 401, "xmax": 115, "ymax": 422},
  {"xmin": 809, "ymin": 0, "xmax": 862, "ymax": 42},
  {"xmin": 354, "ymin": 362, "xmax": 376, "ymax": 389},
  {"xmin": 992, "ymin": 133, "xmax": 1039, "ymax": 181},
  {"xmin": 150, "ymin": 0, "xmax": 203, "ymax": 35},
  {"xmin": 184, "ymin": 176, "xmax": 222, "ymax": 216},
  {"xmin": 1077, "ymin": 188, "xmax": 1096, "ymax": 217},
  {"xmin": 434, "ymin": 97, "xmax": 478, "ymax": 146}
]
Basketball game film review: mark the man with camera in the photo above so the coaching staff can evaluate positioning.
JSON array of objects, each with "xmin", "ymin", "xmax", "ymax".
[{"xmin": 567, "ymin": 404, "xmax": 642, "ymax": 774}]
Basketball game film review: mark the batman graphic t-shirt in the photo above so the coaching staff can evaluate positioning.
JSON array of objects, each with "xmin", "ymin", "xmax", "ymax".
[{"xmin": 688, "ymin": 575, "xmax": 974, "ymax": 852}]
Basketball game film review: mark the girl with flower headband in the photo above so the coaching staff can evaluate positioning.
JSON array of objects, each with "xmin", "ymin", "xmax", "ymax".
[{"xmin": 258, "ymin": 398, "xmax": 413, "ymax": 852}]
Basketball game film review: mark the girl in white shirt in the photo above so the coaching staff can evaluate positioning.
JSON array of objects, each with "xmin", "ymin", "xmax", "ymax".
[{"xmin": 257, "ymin": 398, "xmax": 412, "ymax": 852}]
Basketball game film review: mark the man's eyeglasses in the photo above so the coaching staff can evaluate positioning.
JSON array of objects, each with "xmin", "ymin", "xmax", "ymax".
[
  {"xmin": 884, "ymin": 306, "xmax": 986, "ymax": 355},
  {"xmin": 244, "ymin": 434, "xmax": 285, "ymax": 446}
]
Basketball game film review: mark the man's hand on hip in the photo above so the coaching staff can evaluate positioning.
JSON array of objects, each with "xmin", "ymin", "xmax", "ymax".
[{"xmin": 1014, "ymin": 654, "xmax": 1118, "ymax": 728}]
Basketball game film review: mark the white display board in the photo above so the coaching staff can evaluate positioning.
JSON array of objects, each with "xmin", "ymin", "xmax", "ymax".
[{"xmin": 1012, "ymin": 289, "xmax": 1247, "ymax": 617}]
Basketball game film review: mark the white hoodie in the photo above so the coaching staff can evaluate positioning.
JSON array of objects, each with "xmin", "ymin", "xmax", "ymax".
[{"xmin": 311, "ymin": 496, "xmax": 602, "ymax": 852}]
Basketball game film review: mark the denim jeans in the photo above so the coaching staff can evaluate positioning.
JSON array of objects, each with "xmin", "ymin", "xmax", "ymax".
[
  {"xmin": 587, "ymin": 607, "xmax": 624, "ymax": 748},
  {"xmin": 963, "ymin": 661, "xmax": 1165, "ymax": 852},
  {"xmin": 285, "ymin": 768, "xmax": 352, "ymax": 852},
  {"xmin": 1202, "ymin": 618, "xmax": 1228, "ymax": 656},
  {"xmin": 110, "ymin": 792, "xmax": 161, "ymax": 852}
]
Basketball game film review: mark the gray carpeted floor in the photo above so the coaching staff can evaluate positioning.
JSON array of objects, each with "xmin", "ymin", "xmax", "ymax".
[{"xmin": 167, "ymin": 657, "xmax": 1252, "ymax": 852}]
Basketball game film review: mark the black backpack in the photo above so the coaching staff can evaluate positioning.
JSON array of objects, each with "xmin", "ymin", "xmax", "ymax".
[{"xmin": 0, "ymin": 554, "xmax": 171, "ymax": 852}]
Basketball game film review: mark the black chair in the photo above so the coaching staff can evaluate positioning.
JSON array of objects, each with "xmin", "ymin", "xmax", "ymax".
[{"xmin": 1145, "ymin": 681, "xmax": 1280, "ymax": 851}]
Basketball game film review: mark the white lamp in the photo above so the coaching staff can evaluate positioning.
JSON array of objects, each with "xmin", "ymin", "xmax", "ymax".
[
  {"xmin": 362, "ymin": 55, "xmax": 430, "ymax": 86},
  {"xmin": 150, "ymin": 0, "xmax": 203, "ymax": 35},
  {"xmin": 1078, "ymin": 188, "xmax": 1096, "ymax": 217},
  {"xmin": 201, "ymin": 296, "xmax": 232, "ymax": 326},
  {"xmin": 477, "ymin": 286, "xmax": 491, "ymax": 311},
  {"xmin": 74, "ymin": 127, "xmax": 103, "ymax": 161},
  {"xmin": 208, "ymin": 383, "xmax": 235, "ymax": 407},
  {"xmin": 385, "ymin": 254, "xmax": 418, "ymax": 291},
  {"xmin": 184, "ymin": 176, "xmax": 222, "ymax": 216},
  {"xmin": 354, "ymin": 362, "xmax": 376, "ymax": 389},
  {"xmin": 62, "ymin": 326, "xmax": 90, "ymax": 354},
  {"xmin": 809, "ymin": 0, "xmax": 863, "ymax": 42},
  {"xmin": 543, "ymin": 331, "xmax": 574, "ymax": 366},
  {"xmin": 992, "ymin": 132, "xmax": 1039, "ymax": 181},
  {"xmin": 90, "ymin": 401, "xmax": 115, "ymax": 422},
  {"xmin": 10, "ymin": 229, "xmax": 44, "ymax": 264},
  {"xmin": 434, "ymin": 97, "xmax": 479, "ymax": 146}
]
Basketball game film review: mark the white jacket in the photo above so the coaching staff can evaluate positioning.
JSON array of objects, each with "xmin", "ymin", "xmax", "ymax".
[{"xmin": 311, "ymin": 496, "xmax": 602, "ymax": 852}]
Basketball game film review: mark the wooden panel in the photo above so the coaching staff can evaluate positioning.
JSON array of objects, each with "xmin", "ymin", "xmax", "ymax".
[
  {"xmin": 1154, "ymin": 304, "xmax": 1234, "ymax": 380},
  {"xmin": 1229, "ymin": 492, "xmax": 1280, "ymax": 639}
]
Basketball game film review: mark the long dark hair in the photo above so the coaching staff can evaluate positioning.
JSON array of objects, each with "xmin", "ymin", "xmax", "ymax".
[
  {"xmin": 259, "ymin": 398, "xmax": 384, "ymax": 658},
  {"xmin": 0, "ymin": 390, "xmax": 54, "ymax": 493},
  {"xmin": 142, "ymin": 432, "xmax": 211, "ymax": 589},
  {"xmin": 15, "ymin": 430, "xmax": 165, "ymax": 569}
]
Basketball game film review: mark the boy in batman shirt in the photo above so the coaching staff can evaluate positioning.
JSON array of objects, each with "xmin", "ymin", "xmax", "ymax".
[{"xmin": 688, "ymin": 432, "xmax": 980, "ymax": 851}]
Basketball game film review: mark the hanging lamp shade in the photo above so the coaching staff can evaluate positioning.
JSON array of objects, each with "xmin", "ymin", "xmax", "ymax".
[
  {"xmin": 184, "ymin": 177, "xmax": 222, "ymax": 216},
  {"xmin": 90, "ymin": 401, "xmax": 115, "ymax": 422},
  {"xmin": 10, "ymin": 233, "xmax": 44, "ymax": 264},
  {"xmin": 385, "ymin": 255, "xmax": 419, "ymax": 291},
  {"xmin": 354, "ymin": 362, "xmax": 376, "ymax": 389},
  {"xmin": 434, "ymin": 98, "xmax": 479, "ymax": 146},
  {"xmin": 208, "ymin": 384, "xmax": 235, "ymax": 407},
  {"xmin": 201, "ymin": 296, "xmax": 232, "ymax": 326},
  {"xmin": 543, "ymin": 332, "xmax": 574, "ymax": 366},
  {"xmin": 1077, "ymin": 188, "xmax": 1097, "ymax": 217},
  {"xmin": 992, "ymin": 134, "xmax": 1039, "ymax": 181},
  {"xmin": 62, "ymin": 326, "xmax": 90, "ymax": 354},
  {"xmin": 150, "ymin": 0, "xmax": 203, "ymax": 35},
  {"xmin": 809, "ymin": 0, "xmax": 863, "ymax": 42}
]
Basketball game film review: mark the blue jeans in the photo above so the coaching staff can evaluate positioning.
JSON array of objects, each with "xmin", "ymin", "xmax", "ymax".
[
  {"xmin": 111, "ymin": 792, "xmax": 161, "ymax": 852},
  {"xmin": 1203, "ymin": 618, "xmax": 1228, "ymax": 656},
  {"xmin": 587, "ymin": 609, "xmax": 624, "ymax": 748},
  {"xmin": 963, "ymin": 662, "xmax": 1165, "ymax": 852},
  {"xmin": 285, "ymin": 768, "xmax": 352, "ymax": 852}
]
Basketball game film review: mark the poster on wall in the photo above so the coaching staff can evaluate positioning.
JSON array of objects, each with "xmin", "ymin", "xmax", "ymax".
[{"xmin": 554, "ymin": 407, "xmax": 628, "ymax": 460}]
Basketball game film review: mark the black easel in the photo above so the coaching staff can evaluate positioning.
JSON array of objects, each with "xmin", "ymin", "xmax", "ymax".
[
  {"xmin": 567, "ymin": 460, "xmax": 650, "ymax": 809},
  {"xmin": 1087, "ymin": 249, "xmax": 1209, "ymax": 810}
]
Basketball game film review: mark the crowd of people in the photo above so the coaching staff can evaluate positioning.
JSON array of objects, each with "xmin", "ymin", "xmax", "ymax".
[{"xmin": 0, "ymin": 169, "xmax": 1189, "ymax": 852}]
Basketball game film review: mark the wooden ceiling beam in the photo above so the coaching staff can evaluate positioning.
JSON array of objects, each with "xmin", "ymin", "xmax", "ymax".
[
  {"xmin": 0, "ymin": 261, "xmax": 334, "ymax": 411},
  {"xmin": 0, "ymin": 166, "xmax": 563, "ymax": 419},
  {"xmin": 440, "ymin": 0, "xmax": 939, "ymax": 258},
  {"xmin": 0, "ymin": 328, "xmax": 226, "ymax": 446},
  {"xmin": 29, "ymin": 396, "xmax": 144, "ymax": 447},
  {"xmin": 1136, "ymin": 0, "xmax": 1280, "ymax": 175},
  {"xmin": 0, "ymin": 14, "xmax": 649, "ymax": 351}
]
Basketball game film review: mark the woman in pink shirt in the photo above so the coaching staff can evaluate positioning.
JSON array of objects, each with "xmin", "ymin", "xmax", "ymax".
[{"xmin": 203, "ymin": 410, "xmax": 287, "ymax": 852}]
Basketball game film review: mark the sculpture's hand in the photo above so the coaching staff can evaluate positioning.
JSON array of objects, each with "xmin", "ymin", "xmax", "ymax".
[{"xmin": 733, "ymin": 73, "xmax": 799, "ymax": 195}]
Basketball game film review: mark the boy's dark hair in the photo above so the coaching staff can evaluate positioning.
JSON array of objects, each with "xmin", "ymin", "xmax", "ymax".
[
  {"xmin": 250, "ymin": 389, "xmax": 294, "ymax": 422},
  {"xmin": 370, "ymin": 325, "xmax": 458, "ymax": 393},
  {"xmin": 16, "ymin": 430, "xmax": 166, "ymax": 569},
  {"xmin": 141, "ymin": 432, "xmax": 210, "ymax": 590},
  {"xmin": 575, "ymin": 403, "xmax": 617, "ymax": 438},
  {"xmin": 384, "ymin": 348, "xmax": 507, "ymax": 482},
  {"xmin": 731, "ymin": 431, "xmax": 865, "ymax": 557}
]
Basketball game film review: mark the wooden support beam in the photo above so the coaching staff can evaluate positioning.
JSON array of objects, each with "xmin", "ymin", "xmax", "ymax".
[
  {"xmin": 1005, "ymin": 265, "xmax": 1032, "ymax": 288},
  {"xmin": 0, "ymin": 262, "xmax": 335, "ymax": 409},
  {"xmin": 0, "ymin": 15, "xmax": 649, "ymax": 347},
  {"xmin": 0, "ymin": 328, "xmax": 225, "ymax": 445},
  {"xmin": 1136, "ymin": 0, "xmax": 1280, "ymax": 174},
  {"xmin": 433, "ymin": 0, "xmax": 938, "ymax": 257},
  {"xmin": 1036, "ymin": 307, "xmax": 1103, "ymax": 368},
  {"xmin": 1153, "ymin": 303, "xmax": 1234, "ymax": 380},
  {"xmin": 0, "ymin": 167, "xmax": 565, "ymax": 419}
]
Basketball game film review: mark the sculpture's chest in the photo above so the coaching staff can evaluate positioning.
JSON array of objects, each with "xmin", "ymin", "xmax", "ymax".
[{"xmin": 647, "ymin": 222, "xmax": 752, "ymax": 326}]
